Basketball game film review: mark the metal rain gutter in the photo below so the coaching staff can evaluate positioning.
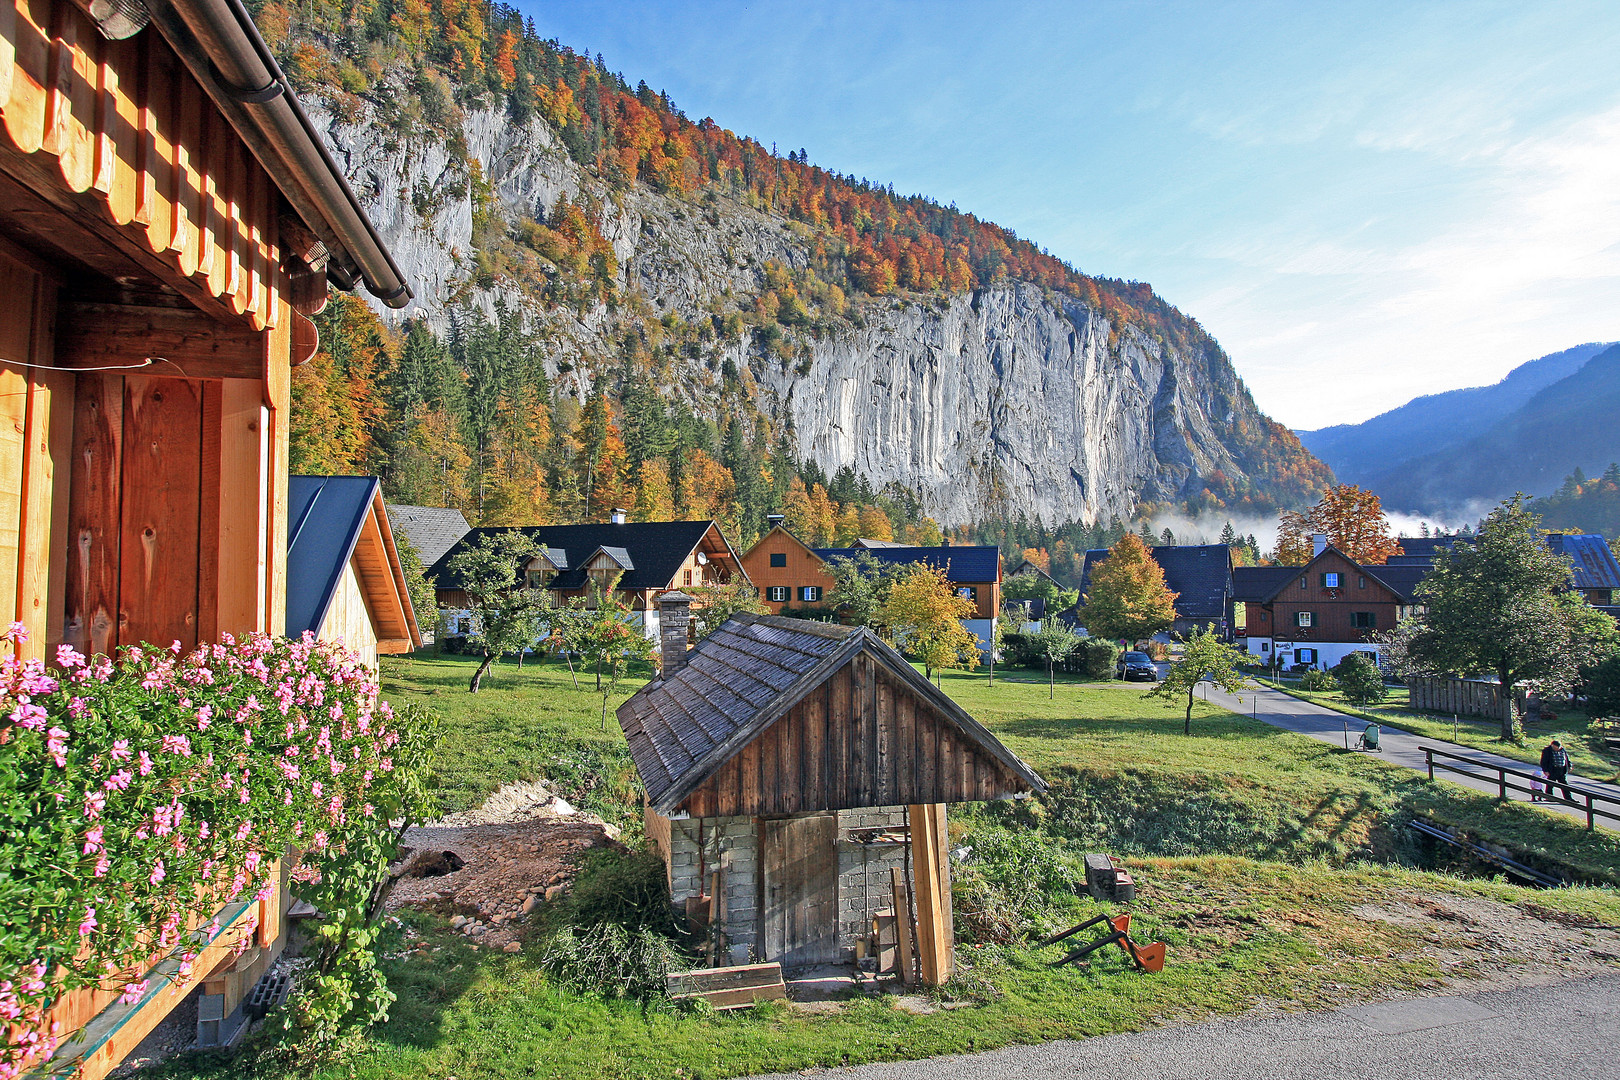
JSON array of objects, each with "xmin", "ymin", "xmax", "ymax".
[{"xmin": 148, "ymin": 0, "xmax": 412, "ymax": 307}]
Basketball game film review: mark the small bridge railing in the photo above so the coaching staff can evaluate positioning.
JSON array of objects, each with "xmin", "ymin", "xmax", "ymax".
[{"xmin": 1420, "ymin": 745, "xmax": 1620, "ymax": 830}]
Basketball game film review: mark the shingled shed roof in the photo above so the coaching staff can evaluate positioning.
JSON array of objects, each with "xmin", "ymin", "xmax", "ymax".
[{"xmin": 619, "ymin": 613, "xmax": 1044, "ymax": 816}]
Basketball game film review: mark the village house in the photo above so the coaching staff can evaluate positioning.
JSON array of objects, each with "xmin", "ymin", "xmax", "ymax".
[
  {"xmin": 429, "ymin": 514, "xmax": 747, "ymax": 639},
  {"xmin": 1234, "ymin": 536, "xmax": 1425, "ymax": 670},
  {"xmin": 286, "ymin": 476, "xmax": 421, "ymax": 670},
  {"xmin": 620, "ymin": 595, "xmax": 1044, "ymax": 979},
  {"xmin": 740, "ymin": 517, "xmax": 1003, "ymax": 648},
  {"xmin": 1072, "ymin": 543, "xmax": 1236, "ymax": 638},
  {"xmin": 0, "ymin": 0, "xmax": 411, "ymax": 1071}
]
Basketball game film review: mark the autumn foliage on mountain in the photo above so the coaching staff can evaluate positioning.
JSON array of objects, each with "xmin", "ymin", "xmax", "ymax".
[{"xmin": 265, "ymin": 0, "xmax": 1330, "ymax": 544}]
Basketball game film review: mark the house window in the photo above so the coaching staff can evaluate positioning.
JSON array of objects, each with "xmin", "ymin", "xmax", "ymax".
[
  {"xmin": 1297, "ymin": 648, "xmax": 1317, "ymax": 664},
  {"xmin": 800, "ymin": 586, "xmax": 822, "ymax": 602},
  {"xmin": 769, "ymin": 552, "xmax": 787, "ymax": 567},
  {"xmin": 1260, "ymin": 641, "xmax": 1270, "ymax": 652},
  {"xmin": 1351, "ymin": 611, "xmax": 1376, "ymax": 628},
  {"xmin": 767, "ymin": 586, "xmax": 789, "ymax": 603},
  {"xmin": 1358, "ymin": 575, "xmax": 1366, "ymax": 589},
  {"xmin": 1260, "ymin": 611, "xmax": 1269, "ymax": 622},
  {"xmin": 1299, "ymin": 577, "xmax": 1307, "ymax": 590},
  {"xmin": 1321, "ymin": 572, "xmax": 1340, "ymax": 588},
  {"xmin": 683, "ymin": 569, "xmax": 693, "ymax": 586},
  {"xmin": 957, "ymin": 586, "xmax": 977, "ymax": 601},
  {"xmin": 1295, "ymin": 611, "xmax": 1314, "ymax": 628},
  {"xmin": 525, "ymin": 570, "xmax": 552, "ymax": 590}
]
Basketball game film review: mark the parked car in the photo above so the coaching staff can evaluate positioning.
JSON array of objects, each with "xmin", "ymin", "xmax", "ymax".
[{"xmin": 1116, "ymin": 651, "xmax": 1159, "ymax": 681}]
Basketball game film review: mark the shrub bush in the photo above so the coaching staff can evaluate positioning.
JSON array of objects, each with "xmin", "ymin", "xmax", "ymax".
[
  {"xmin": 1299, "ymin": 668, "xmax": 1337, "ymax": 692},
  {"xmin": 1579, "ymin": 653, "xmax": 1620, "ymax": 716},
  {"xmin": 536, "ymin": 922, "xmax": 685, "ymax": 1001},
  {"xmin": 1333, "ymin": 654, "xmax": 1386, "ymax": 704},
  {"xmin": 1073, "ymin": 639, "xmax": 1119, "ymax": 680}
]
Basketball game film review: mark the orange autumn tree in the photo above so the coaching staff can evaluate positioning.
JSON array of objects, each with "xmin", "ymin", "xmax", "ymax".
[
  {"xmin": 1078, "ymin": 534, "xmax": 1179, "ymax": 644},
  {"xmin": 1274, "ymin": 485, "xmax": 1403, "ymax": 566}
]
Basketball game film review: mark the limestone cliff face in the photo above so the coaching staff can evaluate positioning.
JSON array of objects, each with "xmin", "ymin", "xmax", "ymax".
[{"xmin": 312, "ymin": 94, "xmax": 1312, "ymax": 526}]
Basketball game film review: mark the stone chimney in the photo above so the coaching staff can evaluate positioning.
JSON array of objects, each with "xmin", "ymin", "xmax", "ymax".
[
  {"xmin": 657, "ymin": 591, "xmax": 694, "ymax": 675},
  {"xmin": 766, "ymin": 514, "xmax": 785, "ymax": 529},
  {"xmin": 1312, "ymin": 533, "xmax": 1328, "ymax": 558},
  {"xmin": 610, "ymin": 507, "xmax": 628, "ymax": 525}
]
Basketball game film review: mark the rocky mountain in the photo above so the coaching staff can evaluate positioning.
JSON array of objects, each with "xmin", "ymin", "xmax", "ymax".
[
  {"xmin": 272, "ymin": 3, "xmax": 1329, "ymax": 532},
  {"xmin": 1296, "ymin": 342, "xmax": 1612, "ymax": 489}
]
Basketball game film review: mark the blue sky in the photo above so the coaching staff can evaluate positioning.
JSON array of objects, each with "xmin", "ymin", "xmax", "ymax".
[{"xmin": 515, "ymin": 1, "xmax": 1620, "ymax": 430}]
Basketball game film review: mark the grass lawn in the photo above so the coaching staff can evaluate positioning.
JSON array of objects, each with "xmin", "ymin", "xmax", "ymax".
[
  {"xmin": 1258, "ymin": 677, "xmax": 1620, "ymax": 782},
  {"xmin": 148, "ymin": 651, "xmax": 1620, "ymax": 1080}
]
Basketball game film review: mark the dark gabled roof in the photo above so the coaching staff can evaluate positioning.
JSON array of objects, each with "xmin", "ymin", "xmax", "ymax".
[
  {"xmin": 386, "ymin": 504, "xmax": 472, "ymax": 568},
  {"xmin": 1362, "ymin": 564, "xmax": 1429, "ymax": 602},
  {"xmin": 1547, "ymin": 534, "xmax": 1620, "ymax": 590},
  {"xmin": 429, "ymin": 520, "xmax": 734, "ymax": 593},
  {"xmin": 1008, "ymin": 559, "xmax": 1061, "ymax": 585},
  {"xmin": 812, "ymin": 545, "xmax": 1001, "ymax": 582},
  {"xmin": 1004, "ymin": 597, "xmax": 1048, "ymax": 620},
  {"xmin": 618, "ymin": 613, "xmax": 1044, "ymax": 814},
  {"xmin": 1232, "ymin": 553, "xmax": 1430, "ymax": 604},
  {"xmin": 1232, "ymin": 566, "xmax": 1298, "ymax": 602},
  {"xmin": 1079, "ymin": 545, "xmax": 1232, "ymax": 620},
  {"xmin": 289, "ymin": 476, "xmax": 423, "ymax": 651}
]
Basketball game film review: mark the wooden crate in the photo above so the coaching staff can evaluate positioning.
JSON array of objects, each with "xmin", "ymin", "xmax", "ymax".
[{"xmin": 666, "ymin": 962, "xmax": 786, "ymax": 1010}]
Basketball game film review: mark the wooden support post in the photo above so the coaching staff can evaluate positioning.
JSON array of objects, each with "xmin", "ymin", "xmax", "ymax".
[
  {"xmin": 707, "ymin": 868, "xmax": 723, "ymax": 968},
  {"xmin": 890, "ymin": 867, "xmax": 914, "ymax": 986},
  {"xmin": 907, "ymin": 802, "xmax": 953, "ymax": 985}
]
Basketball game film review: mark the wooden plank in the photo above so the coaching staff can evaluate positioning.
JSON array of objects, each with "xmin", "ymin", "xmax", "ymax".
[
  {"xmin": 875, "ymin": 669, "xmax": 894, "ymax": 805},
  {"xmin": 171, "ymin": 68, "xmax": 201, "ymax": 275},
  {"xmin": 803, "ymin": 682, "xmax": 825, "ymax": 811},
  {"xmin": 738, "ymin": 735, "xmax": 761, "ymax": 816},
  {"xmin": 758, "ymin": 722, "xmax": 779, "ymax": 814},
  {"xmin": 15, "ymin": 282, "xmax": 64, "ymax": 660},
  {"xmin": 117, "ymin": 374, "xmax": 202, "ymax": 650},
  {"xmin": 215, "ymin": 378, "xmax": 265, "ymax": 637},
  {"xmin": 4, "ymin": 0, "xmax": 51, "ymax": 155},
  {"xmin": 896, "ymin": 691, "xmax": 916, "ymax": 805},
  {"xmin": 931, "ymin": 802, "xmax": 954, "ymax": 958},
  {"xmin": 64, "ymin": 371, "xmax": 119, "ymax": 655},
  {"xmin": 670, "ymin": 983, "xmax": 785, "ymax": 1010},
  {"xmin": 194, "ymin": 380, "xmax": 219, "ymax": 644},
  {"xmin": 828, "ymin": 665, "xmax": 849, "ymax": 809},
  {"xmin": 890, "ymin": 866, "xmax": 915, "ymax": 986},
  {"xmin": 265, "ymin": 299, "xmax": 289, "ymax": 634},
  {"xmin": 136, "ymin": 25, "xmax": 173, "ymax": 251},
  {"xmin": 917, "ymin": 699, "xmax": 937, "ymax": 804},
  {"xmin": 42, "ymin": 0, "xmax": 95, "ymax": 192},
  {"xmin": 0, "ymin": 0, "xmax": 14, "ymax": 108},
  {"xmin": 666, "ymin": 961, "xmax": 784, "ymax": 994},
  {"xmin": 198, "ymin": 102, "xmax": 221, "ymax": 292},
  {"xmin": 908, "ymin": 802, "xmax": 952, "ymax": 986},
  {"xmin": 54, "ymin": 301, "xmax": 270, "ymax": 379}
]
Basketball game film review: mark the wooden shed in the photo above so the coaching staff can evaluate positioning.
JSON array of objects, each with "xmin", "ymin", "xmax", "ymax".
[
  {"xmin": 619, "ymin": 597, "xmax": 1045, "ymax": 981},
  {"xmin": 0, "ymin": 0, "xmax": 409, "ymax": 1073},
  {"xmin": 286, "ymin": 475, "xmax": 420, "ymax": 669}
]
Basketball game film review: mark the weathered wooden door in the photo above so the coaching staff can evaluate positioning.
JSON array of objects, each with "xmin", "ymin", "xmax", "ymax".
[{"xmin": 759, "ymin": 813, "xmax": 840, "ymax": 965}]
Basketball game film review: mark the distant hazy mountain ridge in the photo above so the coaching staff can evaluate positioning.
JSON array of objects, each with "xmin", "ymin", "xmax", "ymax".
[{"xmin": 1298, "ymin": 342, "xmax": 1620, "ymax": 517}]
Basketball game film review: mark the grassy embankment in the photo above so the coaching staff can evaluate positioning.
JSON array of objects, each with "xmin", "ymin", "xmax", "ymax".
[
  {"xmin": 156, "ymin": 652, "xmax": 1620, "ymax": 1080},
  {"xmin": 1256, "ymin": 676, "xmax": 1620, "ymax": 782}
]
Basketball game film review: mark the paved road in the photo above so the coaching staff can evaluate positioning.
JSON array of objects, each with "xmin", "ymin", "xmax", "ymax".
[
  {"xmin": 749, "ymin": 975, "xmax": 1620, "ymax": 1079},
  {"xmin": 1199, "ymin": 679, "xmax": 1620, "ymax": 828}
]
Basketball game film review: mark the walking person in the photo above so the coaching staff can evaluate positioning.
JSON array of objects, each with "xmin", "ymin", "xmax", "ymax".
[{"xmin": 1540, "ymin": 739, "xmax": 1572, "ymax": 802}]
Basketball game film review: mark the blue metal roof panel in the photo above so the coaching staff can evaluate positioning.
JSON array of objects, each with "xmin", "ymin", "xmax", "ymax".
[
  {"xmin": 812, "ymin": 545, "xmax": 1001, "ymax": 582},
  {"xmin": 1547, "ymin": 534, "xmax": 1620, "ymax": 590},
  {"xmin": 287, "ymin": 476, "xmax": 380, "ymax": 639}
]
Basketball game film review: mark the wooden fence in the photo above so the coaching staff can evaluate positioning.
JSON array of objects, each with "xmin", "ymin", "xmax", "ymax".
[{"xmin": 1407, "ymin": 676, "xmax": 1527, "ymax": 723}]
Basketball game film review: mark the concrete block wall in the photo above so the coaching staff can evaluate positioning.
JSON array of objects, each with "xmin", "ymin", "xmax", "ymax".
[
  {"xmin": 836, "ymin": 806, "xmax": 908, "ymax": 950},
  {"xmin": 668, "ymin": 814, "xmax": 760, "ymax": 963}
]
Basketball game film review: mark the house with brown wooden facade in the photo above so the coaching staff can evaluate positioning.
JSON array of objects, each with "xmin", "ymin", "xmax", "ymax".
[
  {"xmin": 428, "ymin": 515, "xmax": 747, "ymax": 640},
  {"xmin": 621, "ymin": 595, "xmax": 1044, "ymax": 980},
  {"xmin": 0, "ymin": 0, "xmax": 411, "ymax": 1072},
  {"xmin": 740, "ymin": 518, "xmax": 1003, "ymax": 650},
  {"xmin": 1234, "ymin": 538, "xmax": 1424, "ymax": 670}
]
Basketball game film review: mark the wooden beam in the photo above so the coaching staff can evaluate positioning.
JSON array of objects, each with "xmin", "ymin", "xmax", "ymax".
[
  {"xmin": 908, "ymin": 802, "xmax": 953, "ymax": 986},
  {"xmin": 890, "ymin": 866, "xmax": 915, "ymax": 986},
  {"xmin": 55, "ymin": 301, "xmax": 269, "ymax": 379}
]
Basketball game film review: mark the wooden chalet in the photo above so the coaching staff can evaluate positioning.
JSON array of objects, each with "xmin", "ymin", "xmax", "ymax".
[
  {"xmin": 0, "ymin": 0, "xmax": 410, "ymax": 1073},
  {"xmin": 620, "ymin": 596, "xmax": 1044, "ymax": 981},
  {"xmin": 740, "ymin": 518, "xmax": 1003, "ymax": 649},
  {"xmin": 430, "ymin": 517, "xmax": 746, "ymax": 639},
  {"xmin": 1234, "ymin": 542, "xmax": 1424, "ymax": 670},
  {"xmin": 286, "ymin": 476, "xmax": 421, "ymax": 669}
]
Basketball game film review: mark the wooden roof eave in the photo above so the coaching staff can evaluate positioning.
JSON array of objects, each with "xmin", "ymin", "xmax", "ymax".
[{"xmin": 371, "ymin": 488, "xmax": 422, "ymax": 648}]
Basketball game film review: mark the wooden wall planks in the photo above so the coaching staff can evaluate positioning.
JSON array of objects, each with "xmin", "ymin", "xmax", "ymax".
[
  {"xmin": 0, "ymin": 0, "xmax": 286, "ymax": 328},
  {"xmin": 680, "ymin": 651, "xmax": 1028, "ymax": 817}
]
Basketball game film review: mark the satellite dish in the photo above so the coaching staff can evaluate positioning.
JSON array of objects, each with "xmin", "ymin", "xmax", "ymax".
[{"xmin": 696, "ymin": 551, "xmax": 709, "ymax": 565}]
